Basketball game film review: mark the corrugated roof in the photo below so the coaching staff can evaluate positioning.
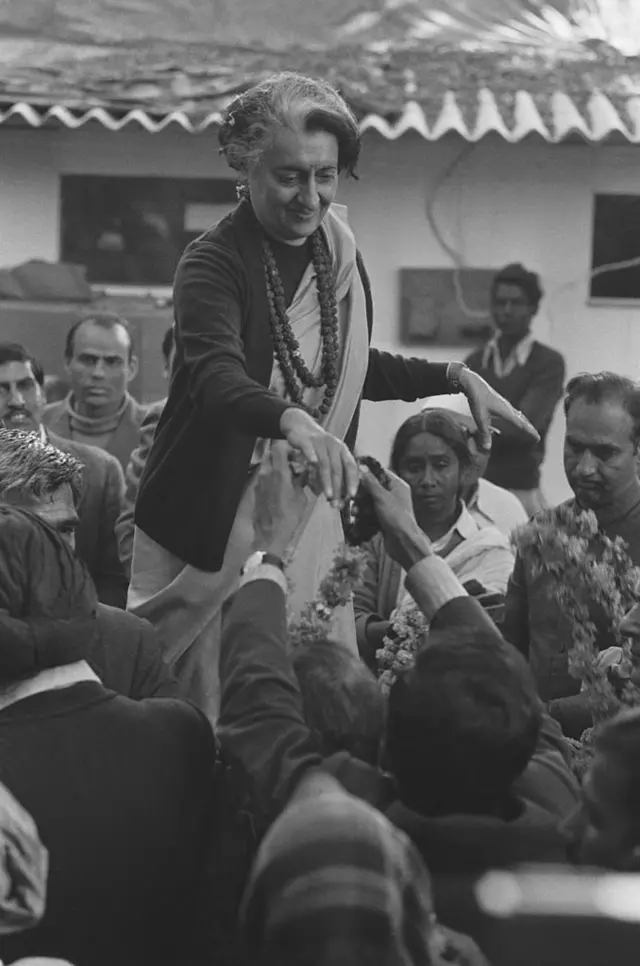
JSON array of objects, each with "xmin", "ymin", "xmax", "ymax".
[{"xmin": 0, "ymin": 41, "xmax": 639, "ymax": 143}]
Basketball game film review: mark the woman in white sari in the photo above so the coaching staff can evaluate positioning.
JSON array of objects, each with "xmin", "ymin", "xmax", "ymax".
[
  {"xmin": 354, "ymin": 409, "xmax": 515, "ymax": 668},
  {"xmin": 128, "ymin": 72, "xmax": 537, "ymax": 721}
]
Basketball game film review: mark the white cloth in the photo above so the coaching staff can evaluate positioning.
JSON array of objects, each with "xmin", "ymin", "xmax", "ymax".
[
  {"xmin": 481, "ymin": 332, "xmax": 535, "ymax": 379},
  {"xmin": 128, "ymin": 204, "xmax": 369, "ymax": 721},
  {"xmin": 469, "ymin": 478, "xmax": 528, "ymax": 536},
  {"xmin": 396, "ymin": 503, "xmax": 514, "ymax": 608}
]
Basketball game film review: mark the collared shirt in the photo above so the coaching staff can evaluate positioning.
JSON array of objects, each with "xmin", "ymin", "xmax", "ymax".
[
  {"xmin": 481, "ymin": 332, "xmax": 535, "ymax": 379},
  {"xmin": 430, "ymin": 502, "xmax": 479, "ymax": 556},
  {"xmin": 468, "ymin": 478, "xmax": 528, "ymax": 537}
]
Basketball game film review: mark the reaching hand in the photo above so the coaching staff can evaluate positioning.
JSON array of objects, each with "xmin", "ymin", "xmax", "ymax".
[
  {"xmin": 280, "ymin": 408, "xmax": 359, "ymax": 506},
  {"xmin": 459, "ymin": 368, "xmax": 540, "ymax": 451},
  {"xmin": 253, "ymin": 441, "xmax": 311, "ymax": 558},
  {"xmin": 359, "ymin": 466, "xmax": 432, "ymax": 571}
]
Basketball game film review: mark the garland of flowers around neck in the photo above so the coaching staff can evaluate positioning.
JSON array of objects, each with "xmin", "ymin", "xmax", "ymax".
[
  {"xmin": 513, "ymin": 503, "xmax": 640, "ymax": 768},
  {"xmin": 287, "ymin": 545, "xmax": 367, "ymax": 647},
  {"xmin": 262, "ymin": 230, "xmax": 340, "ymax": 420}
]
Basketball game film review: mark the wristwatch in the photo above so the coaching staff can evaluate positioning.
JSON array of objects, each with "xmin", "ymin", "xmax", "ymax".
[
  {"xmin": 241, "ymin": 551, "xmax": 285, "ymax": 575},
  {"xmin": 447, "ymin": 361, "xmax": 469, "ymax": 393}
]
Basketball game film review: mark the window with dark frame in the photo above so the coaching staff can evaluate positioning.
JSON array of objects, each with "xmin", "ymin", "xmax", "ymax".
[
  {"xmin": 60, "ymin": 175, "xmax": 237, "ymax": 286},
  {"xmin": 591, "ymin": 194, "xmax": 640, "ymax": 300}
]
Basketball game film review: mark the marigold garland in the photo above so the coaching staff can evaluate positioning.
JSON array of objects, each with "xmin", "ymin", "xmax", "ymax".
[
  {"xmin": 376, "ymin": 597, "xmax": 429, "ymax": 695},
  {"xmin": 513, "ymin": 503, "xmax": 640, "ymax": 732},
  {"xmin": 288, "ymin": 545, "xmax": 368, "ymax": 648}
]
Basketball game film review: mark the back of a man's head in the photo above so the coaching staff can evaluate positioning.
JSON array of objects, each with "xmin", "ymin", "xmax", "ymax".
[
  {"xmin": 386, "ymin": 626, "xmax": 541, "ymax": 817},
  {"xmin": 292, "ymin": 641, "xmax": 386, "ymax": 766},
  {"xmin": 0, "ymin": 428, "xmax": 82, "ymax": 508}
]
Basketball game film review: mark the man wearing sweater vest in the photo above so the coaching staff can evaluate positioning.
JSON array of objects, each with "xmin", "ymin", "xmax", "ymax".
[{"xmin": 465, "ymin": 264, "xmax": 565, "ymax": 517}]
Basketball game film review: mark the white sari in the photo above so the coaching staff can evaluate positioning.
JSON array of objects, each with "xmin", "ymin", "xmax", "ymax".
[{"xmin": 127, "ymin": 205, "xmax": 369, "ymax": 721}]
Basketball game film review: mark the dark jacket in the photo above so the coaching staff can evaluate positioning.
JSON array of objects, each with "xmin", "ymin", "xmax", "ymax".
[
  {"xmin": 465, "ymin": 341, "xmax": 565, "ymax": 491},
  {"xmin": 44, "ymin": 392, "xmax": 149, "ymax": 474},
  {"xmin": 91, "ymin": 603, "xmax": 179, "ymax": 699},
  {"xmin": 0, "ymin": 683, "xmax": 217, "ymax": 966},
  {"xmin": 135, "ymin": 200, "xmax": 452, "ymax": 572},
  {"xmin": 48, "ymin": 431, "xmax": 128, "ymax": 608}
]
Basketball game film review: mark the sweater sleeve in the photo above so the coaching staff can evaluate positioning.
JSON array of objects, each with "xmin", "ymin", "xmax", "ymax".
[
  {"xmin": 175, "ymin": 241, "xmax": 293, "ymax": 438},
  {"xmin": 115, "ymin": 404, "xmax": 162, "ymax": 579}
]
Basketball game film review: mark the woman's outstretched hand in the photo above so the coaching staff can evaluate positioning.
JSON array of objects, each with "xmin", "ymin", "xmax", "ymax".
[
  {"xmin": 280, "ymin": 408, "xmax": 359, "ymax": 506},
  {"xmin": 458, "ymin": 367, "xmax": 540, "ymax": 451}
]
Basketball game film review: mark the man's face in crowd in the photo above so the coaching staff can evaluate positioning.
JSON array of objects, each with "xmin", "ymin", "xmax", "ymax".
[
  {"xmin": 1, "ymin": 482, "xmax": 79, "ymax": 550},
  {"xmin": 491, "ymin": 282, "xmax": 536, "ymax": 342},
  {"xmin": 0, "ymin": 360, "xmax": 45, "ymax": 432},
  {"xmin": 66, "ymin": 321, "xmax": 137, "ymax": 415},
  {"xmin": 564, "ymin": 399, "xmax": 639, "ymax": 512},
  {"xmin": 573, "ymin": 750, "xmax": 640, "ymax": 870}
]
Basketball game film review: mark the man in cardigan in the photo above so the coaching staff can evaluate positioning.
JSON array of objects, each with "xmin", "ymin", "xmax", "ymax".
[
  {"xmin": 465, "ymin": 263, "xmax": 565, "ymax": 517},
  {"xmin": 44, "ymin": 313, "xmax": 148, "ymax": 473}
]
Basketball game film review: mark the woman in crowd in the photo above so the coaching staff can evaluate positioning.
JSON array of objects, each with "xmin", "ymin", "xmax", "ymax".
[
  {"xmin": 354, "ymin": 409, "xmax": 514, "ymax": 666},
  {"xmin": 129, "ymin": 70, "xmax": 537, "ymax": 718}
]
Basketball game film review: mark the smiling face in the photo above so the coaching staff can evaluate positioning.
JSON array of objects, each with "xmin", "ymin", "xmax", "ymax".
[
  {"xmin": 248, "ymin": 126, "xmax": 339, "ymax": 246},
  {"xmin": 396, "ymin": 431, "xmax": 461, "ymax": 530},
  {"xmin": 0, "ymin": 360, "xmax": 45, "ymax": 432},
  {"xmin": 563, "ymin": 398, "xmax": 639, "ymax": 513}
]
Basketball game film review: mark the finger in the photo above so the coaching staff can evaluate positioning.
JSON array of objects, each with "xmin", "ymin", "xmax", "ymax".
[
  {"xmin": 466, "ymin": 394, "xmax": 491, "ymax": 450},
  {"xmin": 342, "ymin": 448, "xmax": 360, "ymax": 500},
  {"xmin": 293, "ymin": 436, "xmax": 319, "ymax": 466},
  {"xmin": 360, "ymin": 465, "xmax": 387, "ymax": 502},
  {"xmin": 315, "ymin": 441, "xmax": 334, "ymax": 502},
  {"xmin": 271, "ymin": 440, "xmax": 292, "ymax": 474}
]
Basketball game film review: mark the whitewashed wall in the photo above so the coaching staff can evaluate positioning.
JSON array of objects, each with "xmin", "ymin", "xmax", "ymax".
[{"xmin": 1, "ymin": 124, "xmax": 640, "ymax": 505}]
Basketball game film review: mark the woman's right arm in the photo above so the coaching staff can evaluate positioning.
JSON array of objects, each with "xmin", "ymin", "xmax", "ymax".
[{"xmin": 177, "ymin": 242, "xmax": 295, "ymax": 438}]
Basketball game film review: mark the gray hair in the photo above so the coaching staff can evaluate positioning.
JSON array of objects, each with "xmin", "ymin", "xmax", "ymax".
[
  {"xmin": 219, "ymin": 72, "xmax": 361, "ymax": 178},
  {"xmin": 0, "ymin": 429, "xmax": 83, "ymax": 506}
]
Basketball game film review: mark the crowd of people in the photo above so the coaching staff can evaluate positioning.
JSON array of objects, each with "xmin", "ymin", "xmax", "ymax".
[{"xmin": 0, "ymin": 70, "xmax": 640, "ymax": 966}]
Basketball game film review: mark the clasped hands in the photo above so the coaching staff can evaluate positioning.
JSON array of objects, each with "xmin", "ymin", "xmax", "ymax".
[{"xmin": 253, "ymin": 439, "xmax": 432, "ymax": 573}]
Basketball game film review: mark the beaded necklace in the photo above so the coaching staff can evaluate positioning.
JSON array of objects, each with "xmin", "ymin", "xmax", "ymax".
[{"xmin": 262, "ymin": 229, "xmax": 340, "ymax": 420}]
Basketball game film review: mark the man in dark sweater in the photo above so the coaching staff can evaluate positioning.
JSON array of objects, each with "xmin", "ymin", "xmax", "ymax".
[
  {"xmin": 465, "ymin": 263, "xmax": 565, "ymax": 516},
  {"xmin": 503, "ymin": 372, "xmax": 640, "ymax": 735},
  {"xmin": 0, "ymin": 506, "xmax": 217, "ymax": 966}
]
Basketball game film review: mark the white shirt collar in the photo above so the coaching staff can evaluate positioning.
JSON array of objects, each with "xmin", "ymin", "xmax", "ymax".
[
  {"xmin": 431, "ymin": 502, "xmax": 479, "ymax": 554},
  {"xmin": 481, "ymin": 332, "xmax": 535, "ymax": 378}
]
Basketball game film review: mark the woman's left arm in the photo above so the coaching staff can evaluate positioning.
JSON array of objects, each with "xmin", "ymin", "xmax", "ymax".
[{"xmin": 357, "ymin": 253, "xmax": 539, "ymax": 448}]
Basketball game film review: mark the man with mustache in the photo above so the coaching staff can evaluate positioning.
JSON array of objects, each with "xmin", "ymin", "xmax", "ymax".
[
  {"xmin": 503, "ymin": 372, "xmax": 640, "ymax": 735},
  {"xmin": 0, "ymin": 342, "xmax": 127, "ymax": 607}
]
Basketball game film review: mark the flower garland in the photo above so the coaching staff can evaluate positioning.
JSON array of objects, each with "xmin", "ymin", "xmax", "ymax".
[
  {"xmin": 262, "ymin": 230, "xmax": 340, "ymax": 420},
  {"xmin": 377, "ymin": 597, "xmax": 428, "ymax": 694},
  {"xmin": 288, "ymin": 545, "xmax": 368, "ymax": 648},
  {"xmin": 513, "ymin": 503, "xmax": 640, "ymax": 726}
]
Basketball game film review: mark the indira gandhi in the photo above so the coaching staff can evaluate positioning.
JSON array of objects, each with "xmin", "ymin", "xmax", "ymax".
[{"xmin": 130, "ymin": 72, "xmax": 536, "ymax": 719}]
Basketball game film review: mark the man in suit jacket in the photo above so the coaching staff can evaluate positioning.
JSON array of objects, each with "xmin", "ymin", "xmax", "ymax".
[
  {"xmin": 0, "ymin": 342, "xmax": 127, "ymax": 606},
  {"xmin": 43, "ymin": 313, "xmax": 148, "ymax": 473}
]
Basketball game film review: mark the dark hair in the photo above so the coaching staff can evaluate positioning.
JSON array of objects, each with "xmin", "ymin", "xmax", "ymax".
[
  {"xmin": 0, "ymin": 343, "xmax": 45, "ymax": 387},
  {"xmin": 293, "ymin": 641, "xmax": 386, "ymax": 766},
  {"xmin": 0, "ymin": 429, "xmax": 82, "ymax": 507},
  {"xmin": 64, "ymin": 313, "xmax": 134, "ymax": 362},
  {"xmin": 219, "ymin": 72, "xmax": 361, "ymax": 179},
  {"xmin": 564, "ymin": 372, "xmax": 640, "ymax": 443},
  {"xmin": 390, "ymin": 410, "xmax": 474, "ymax": 481},
  {"xmin": 386, "ymin": 626, "xmax": 541, "ymax": 816},
  {"xmin": 491, "ymin": 263, "xmax": 543, "ymax": 309},
  {"xmin": 161, "ymin": 326, "xmax": 175, "ymax": 368},
  {"xmin": 593, "ymin": 710, "xmax": 640, "ymax": 831}
]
